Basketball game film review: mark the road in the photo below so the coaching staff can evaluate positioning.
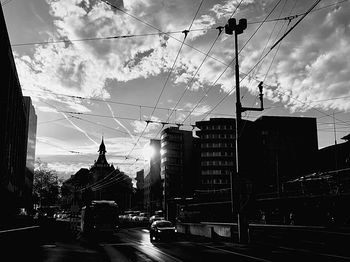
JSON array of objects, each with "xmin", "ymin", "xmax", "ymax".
[
  {"xmin": 3, "ymin": 221, "xmax": 350, "ymax": 261},
  {"xmin": 98, "ymin": 226, "xmax": 350, "ymax": 262}
]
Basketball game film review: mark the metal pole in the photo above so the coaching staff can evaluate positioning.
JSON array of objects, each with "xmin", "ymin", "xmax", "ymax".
[{"xmin": 234, "ymin": 29, "xmax": 249, "ymax": 244}]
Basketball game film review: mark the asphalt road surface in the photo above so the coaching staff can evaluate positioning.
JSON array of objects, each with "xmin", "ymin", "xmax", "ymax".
[
  {"xmin": 98, "ymin": 227, "xmax": 350, "ymax": 262},
  {"xmin": 4, "ymin": 222, "xmax": 350, "ymax": 262}
]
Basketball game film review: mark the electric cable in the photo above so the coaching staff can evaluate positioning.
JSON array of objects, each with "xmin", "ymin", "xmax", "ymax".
[
  {"xmin": 200, "ymin": 0, "xmax": 323, "ymax": 122},
  {"xmin": 181, "ymin": 0, "xmax": 284, "ymax": 125},
  {"xmin": 164, "ymin": 0, "xmax": 245, "ymax": 127},
  {"xmin": 123, "ymin": 0, "xmax": 205, "ymax": 160}
]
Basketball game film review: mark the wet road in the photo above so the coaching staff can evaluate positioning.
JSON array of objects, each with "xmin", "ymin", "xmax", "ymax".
[
  {"xmin": 100, "ymin": 227, "xmax": 268, "ymax": 262},
  {"xmin": 99, "ymin": 227, "xmax": 350, "ymax": 262},
  {"xmin": 4, "ymin": 221, "xmax": 350, "ymax": 261}
]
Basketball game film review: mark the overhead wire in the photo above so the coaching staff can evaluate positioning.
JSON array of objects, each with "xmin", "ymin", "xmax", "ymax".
[
  {"xmin": 10, "ymin": 1, "xmax": 347, "ymax": 51},
  {"xmin": 149, "ymin": 0, "xmax": 205, "ymax": 118},
  {"xmin": 69, "ymin": 115, "xmax": 154, "ymax": 140},
  {"xmin": 92, "ymin": 174, "xmax": 132, "ymax": 191},
  {"xmin": 1, "ymin": 0, "xmax": 14, "ymax": 6},
  {"xmin": 23, "ymin": 88, "xmax": 234, "ymax": 118},
  {"xmin": 21, "ymin": 0, "xmax": 349, "ymax": 172},
  {"xmin": 64, "ymin": 110, "xmax": 196, "ymax": 128},
  {"xmin": 38, "ymin": 139, "xmax": 82, "ymax": 154},
  {"xmin": 162, "ymin": 0, "xmax": 245, "ymax": 130},
  {"xmin": 239, "ymin": 0, "xmax": 293, "ymax": 137},
  {"xmin": 79, "ymin": 168, "xmax": 118, "ymax": 192},
  {"xmin": 38, "ymin": 117, "xmax": 70, "ymax": 125},
  {"xmin": 123, "ymin": 0, "xmax": 205, "ymax": 163},
  {"xmin": 200, "ymin": 0, "xmax": 324, "ymax": 123},
  {"xmin": 181, "ymin": 0, "xmax": 284, "ymax": 125}
]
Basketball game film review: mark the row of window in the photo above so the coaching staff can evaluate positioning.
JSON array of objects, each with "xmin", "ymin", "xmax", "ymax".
[
  {"xmin": 200, "ymin": 125, "xmax": 234, "ymax": 131},
  {"xmin": 161, "ymin": 150, "xmax": 182, "ymax": 158},
  {"xmin": 201, "ymin": 143, "xmax": 234, "ymax": 148},
  {"xmin": 161, "ymin": 133, "xmax": 182, "ymax": 141},
  {"xmin": 202, "ymin": 178, "xmax": 230, "ymax": 185},
  {"xmin": 161, "ymin": 157, "xmax": 182, "ymax": 165},
  {"xmin": 162, "ymin": 165, "xmax": 182, "ymax": 172},
  {"xmin": 201, "ymin": 160, "xmax": 234, "ymax": 166},
  {"xmin": 201, "ymin": 134, "xmax": 235, "ymax": 139},
  {"xmin": 161, "ymin": 141, "xmax": 182, "ymax": 149},
  {"xmin": 201, "ymin": 151, "xmax": 234, "ymax": 157},
  {"xmin": 201, "ymin": 170, "xmax": 232, "ymax": 175}
]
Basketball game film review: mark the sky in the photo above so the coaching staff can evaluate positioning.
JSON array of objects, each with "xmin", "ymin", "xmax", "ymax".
[{"xmin": 2, "ymin": 0, "xmax": 350, "ymax": 182}]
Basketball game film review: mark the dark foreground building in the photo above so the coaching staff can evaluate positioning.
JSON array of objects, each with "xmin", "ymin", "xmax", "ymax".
[
  {"xmin": 178, "ymin": 116, "xmax": 319, "ymax": 223},
  {"xmin": 62, "ymin": 139, "xmax": 134, "ymax": 213},
  {"xmin": 0, "ymin": 5, "xmax": 32, "ymax": 226}
]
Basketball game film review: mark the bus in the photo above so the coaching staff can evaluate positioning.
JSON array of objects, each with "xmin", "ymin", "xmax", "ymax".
[{"xmin": 81, "ymin": 200, "xmax": 119, "ymax": 235}]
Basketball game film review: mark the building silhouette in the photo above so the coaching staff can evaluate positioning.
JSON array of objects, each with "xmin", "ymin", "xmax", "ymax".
[
  {"xmin": 317, "ymin": 133, "xmax": 350, "ymax": 173},
  {"xmin": 62, "ymin": 138, "xmax": 133, "ymax": 212},
  {"xmin": 0, "ymin": 5, "xmax": 35, "ymax": 226},
  {"xmin": 143, "ymin": 139, "xmax": 162, "ymax": 215},
  {"xmin": 176, "ymin": 116, "xmax": 318, "ymax": 223},
  {"xmin": 254, "ymin": 116, "xmax": 318, "ymax": 197},
  {"xmin": 195, "ymin": 118, "xmax": 256, "ymax": 202},
  {"xmin": 161, "ymin": 127, "xmax": 198, "ymax": 221},
  {"xmin": 23, "ymin": 96, "xmax": 37, "ymax": 213},
  {"xmin": 135, "ymin": 169, "xmax": 144, "ymax": 211}
]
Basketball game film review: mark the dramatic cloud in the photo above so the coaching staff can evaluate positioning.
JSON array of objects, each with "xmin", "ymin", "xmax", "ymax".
[{"xmin": 10, "ymin": 0, "xmax": 350, "ymax": 177}]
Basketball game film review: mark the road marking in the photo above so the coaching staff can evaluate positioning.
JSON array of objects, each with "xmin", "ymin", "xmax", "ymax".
[
  {"xmin": 278, "ymin": 246, "xmax": 350, "ymax": 260},
  {"xmin": 41, "ymin": 244, "xmax": 56, "ymax": 248},
  {"xmin": 200, "ymin": 244, "xmax": 271, "ymax": 262},
  {"xmin": 0, "ymin": 226, "xmax": 39, "ymax": 234},
  {"xmin": 112, "ymin": 237, "xmax": 183, "ymax": 262}
]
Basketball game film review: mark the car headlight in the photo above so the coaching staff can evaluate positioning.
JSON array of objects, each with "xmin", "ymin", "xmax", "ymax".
[
  {"xmin": 157, "ymin": 230, "xmax": 161, "ymax": 233},
  {"xmin": 175, "ymin": 229, "xmax": 177, "ymax": 233}
]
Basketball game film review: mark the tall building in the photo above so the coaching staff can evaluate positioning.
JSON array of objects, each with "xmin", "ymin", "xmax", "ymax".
[
  {"xmin": 135, "ymin": 169, "xmax": 144, "ymax": 211},
  {"xmin": 161, "ymin": 127, "xmax": 198, "ymax": 221},
  {"xmin": 23, "ymin": 96, "xmax": 37, "ymax": 212},
  {"xmin": 0, "ymin": 5, "xmax": 29, "ymax": 224},
  {"xmin": 143, "ymin": 139, "xmax": 162, "ymax": 215},
  {"xmin": 254, "ymin": 116, "xmax": 318, "ymax": 196},
  {"xmin": 195, "ymin": 118, "xmax": 256, "ymax": 202}
]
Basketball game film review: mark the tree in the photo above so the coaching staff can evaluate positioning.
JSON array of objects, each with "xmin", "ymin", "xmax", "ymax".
[{"xmin": 33, "ymin": 159, "xmax": 63, "ymax": 207}]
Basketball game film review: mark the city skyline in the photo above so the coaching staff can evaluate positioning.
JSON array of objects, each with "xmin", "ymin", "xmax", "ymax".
[{"xmin": 2, "ymin": 0, "xmax": 350, "ymax": 180}]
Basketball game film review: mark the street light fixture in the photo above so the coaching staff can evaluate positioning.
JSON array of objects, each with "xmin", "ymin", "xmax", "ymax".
[{"xmin": 225, "ymin": 17, "xmax": 264, "ymax": 244}]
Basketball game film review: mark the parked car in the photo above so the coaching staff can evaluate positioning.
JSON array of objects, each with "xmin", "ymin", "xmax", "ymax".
[{"xmin": 150, "ymin": 220, "xmax": 177, "ymax": 242}]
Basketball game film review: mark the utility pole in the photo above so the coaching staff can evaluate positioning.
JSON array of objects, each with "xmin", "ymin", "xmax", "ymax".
[{"xmin": 225, "ymin": 18, "xmax": 264, "ymax": 244}]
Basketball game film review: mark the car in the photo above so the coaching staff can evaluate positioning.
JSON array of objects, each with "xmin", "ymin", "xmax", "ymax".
[
  {"xmin": 149, "ymin": 215, "xmax": 164, "ymax": 225},
  {"xmin": 150, "ymin": 220, "xmax": 177, "ymax": 242}
]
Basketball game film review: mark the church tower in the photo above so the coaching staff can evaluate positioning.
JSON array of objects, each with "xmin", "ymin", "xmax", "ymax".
[
  {"xmin": 96, "ymin": 137, "xmax": 108, "ymax": 166},
  {"xmin": 90, "ymin": 137, "xmax": 114, "ymax": 183}
]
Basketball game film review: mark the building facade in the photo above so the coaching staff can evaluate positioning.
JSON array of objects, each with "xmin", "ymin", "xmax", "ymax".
[
  {"xmin": 23, "ymin": 96, "xmax": 37, "ymax": 213},
  {"xmin": 0, "ymin": 5, "xmax": 30, "ymax": 224},
  {"xmin": 254, "ymin": 116, "xmax": 318, "ymax": 196},
  {"xmin": 161, "ymin": 127, "xmax": 198, "ymax": 221},
  {"xmin": 143, "ymin": 139, "xmax": 162, "ymax": 215},
  {"xmin": 195, "ymin": 118, "xmax": 256, "ymax": 201},
  {"xmin": 135, "ymin": 169, "xmax": 144, "ymax": 211}
]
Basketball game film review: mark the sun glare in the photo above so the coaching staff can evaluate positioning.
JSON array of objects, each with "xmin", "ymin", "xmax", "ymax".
[{"xmin": 143, "ymin": 144, "xmax": 155, "ymax": 160}]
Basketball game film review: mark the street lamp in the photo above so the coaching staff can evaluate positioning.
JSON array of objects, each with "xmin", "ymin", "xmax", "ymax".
[{"xmin": 225, "ymin": 18, "xmax": 264, "ymax": 244}]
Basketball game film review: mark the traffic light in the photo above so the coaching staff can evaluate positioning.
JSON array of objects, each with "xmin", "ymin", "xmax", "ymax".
[{"xmin": 225, "ymin": 18, "xmax": 236, "ymax": 35}]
